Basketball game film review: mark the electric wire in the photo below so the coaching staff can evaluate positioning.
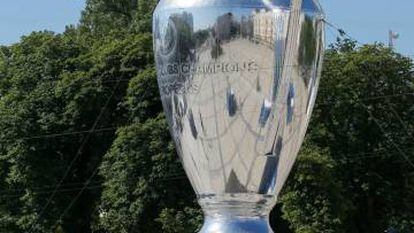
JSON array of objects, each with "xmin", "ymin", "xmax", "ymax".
[
  {"xmin": 4, "ymin": 91, "xmax": 412, "ymax": 143},
  {"xmin": 0, "ymin": 173, "xmax": 188, "ymax": 199},
  {"xmin": 2, "ymin": 146, "xmax": 412, "ymax": 199},
  {"xmin": 5, "ymin": 147, "xmax": 413, "ymax": 198},
  {"xmin": 323, "ymin": 19, "xmax": 364, "ymax": 46},
  {"xmin": 322, "ymin": 19, "xmax": 414, "ymax": 168},
  {"xmin": 388, "ymin": 104, "xmax": 414, "ymax": 141},
  {"xmin": 26, "ymin": 77, "xmax": 124, "ymax": 233},
  {"xmin": 364, "ymin": 104, "xmax": 414, "ymax": 169},
  {"xmin": 316, "ymin": 92, "xmax": 413, "ymax": 106},
  {"xmin": 48, "ymin": 91, "xmax": 158, "ymax": 226},
  {"xmin": 51, "ymin": 173, "xmax": 187, "ymax": 229},
  {"xmin": 19, "ymin": 127, "xmax": 118, "ymax": 140},
  {"xmin": 321, "ymin": 20, "xmax": 414, "ymax": 168}
]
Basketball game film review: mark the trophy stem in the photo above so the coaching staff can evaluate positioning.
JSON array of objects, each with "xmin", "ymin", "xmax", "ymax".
[{"xmin": 198, "ymin": 194, "xmax": 275, "ymax": 233}]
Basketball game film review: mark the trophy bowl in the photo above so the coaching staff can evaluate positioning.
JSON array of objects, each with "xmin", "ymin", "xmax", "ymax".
[{"xmin": 153, "ymin": 0, "xmax": 325, "ymax": 232}]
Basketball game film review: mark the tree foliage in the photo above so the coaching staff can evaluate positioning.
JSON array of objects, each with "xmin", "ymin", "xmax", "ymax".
[
  {"xmin": 307, "ymin": 39, "xmax": 414, "ymax": 232},
  {"xmin": 0, "ymin": 28, "xmax": 155, "ymax": 233},
  {"xmin": 280, "ymin": 145, "xmax": 350, "ymax": 233}
]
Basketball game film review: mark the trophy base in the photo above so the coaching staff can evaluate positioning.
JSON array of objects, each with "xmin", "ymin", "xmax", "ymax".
[
  {"xmin": 199, "ymin": 217, "xmax": 273, "ymax": 233},
  {"xmin": 198, "ymin": 194, "xmax": 275, "ymax": 233}
]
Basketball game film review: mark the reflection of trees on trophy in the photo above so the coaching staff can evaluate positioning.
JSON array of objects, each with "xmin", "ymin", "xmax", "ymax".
[
  {"xmin": 193, "ymin": 29, "xmax": 210, "ymax": 49},
  {"xmin": 298, "ymin": 15, "xmax": 318, "ymax": 86},
  {"xmin": 170, "ymin": 12, "xmax": 196, "ymax": 63}
]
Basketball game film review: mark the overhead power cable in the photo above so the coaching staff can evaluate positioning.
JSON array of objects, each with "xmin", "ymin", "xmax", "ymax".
[
  {"xmin": 0, "ymin": 173, "xmax": 188, "ymax": 199},
  {"xmin": 27, "ymin": 77, "xmax": 124, "ymax": 233},
  {"xmin": 323, "ymin": 19, "xmax": 363, "ymax": 45},
  {"xmin": 364, "ymin": 104, "xmax": 414, "ymax": 169},
  {"xmin": 49, "ymin": 91, "xmax": 155, "ymax": 228}
]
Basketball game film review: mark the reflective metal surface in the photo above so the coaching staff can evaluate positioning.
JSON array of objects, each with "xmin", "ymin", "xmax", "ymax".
[{"xmin": 153, "ymin": 0, "xmax": 324, "ymax": 232}]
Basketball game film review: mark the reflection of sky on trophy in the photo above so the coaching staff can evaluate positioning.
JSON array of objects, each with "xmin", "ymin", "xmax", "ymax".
[{"xmin": 166, "ymin": 0, "xmax": 203, "ymax": 8}]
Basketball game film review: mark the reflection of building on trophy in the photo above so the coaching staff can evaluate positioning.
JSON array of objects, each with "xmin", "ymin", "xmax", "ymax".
[
  {"xmin": 210, "ymin": 12, "xmax": 240, "ymax": 59},
  {"xmin": 240, "ymin": 16, "xmax": 254, "ymax": 40},
  {"xmin": 169, "ymin": 12, "xmax": 196, "ymax": 62},
  {"xmin": 252, "ymin": 9, "xmax": 277, "ymax": 48},
  {"xmin": 298, "ymin": 15, "xmax": 319, "ymax": 87},
  {"xmin": 214, "ymin": 13, "xmax": 240, "ymax": 42}
]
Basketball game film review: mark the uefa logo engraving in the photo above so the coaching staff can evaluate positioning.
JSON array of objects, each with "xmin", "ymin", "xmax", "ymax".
[{"xmin": 159, "ymin": 18, "xmax": 178, "ymax": 59}]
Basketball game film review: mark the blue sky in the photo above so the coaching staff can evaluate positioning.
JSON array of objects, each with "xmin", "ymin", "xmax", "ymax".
[
  {"xmin": 0, "ymin": 0, "xmax": 84, "ymax": 45},
  {"xmin": 0, "ymin": 0, "xmax": 413, "ymax": 57},
  {"xmin": 320, "ymin": 0, "xmax": 414, "ymax": 57}
]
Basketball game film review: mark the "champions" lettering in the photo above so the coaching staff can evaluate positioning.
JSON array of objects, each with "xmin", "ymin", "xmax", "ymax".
[{"xmin": 158, "ymin": 61, "xmax": 259, "ymax": 78}]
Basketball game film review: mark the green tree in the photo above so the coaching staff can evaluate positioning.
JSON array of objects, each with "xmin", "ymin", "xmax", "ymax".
[
  {"xmin": 80, "ymin": 0, "xmax": 157, "ymax": 37},
  {"xmin": 280, "ymin": 145, "xmax": 350, "ymax": 233},
  {"xmin": 157, "ymin": 207, "xmax": 203, "ymax": 233},
  {"xmin": 96, "ymin": 115, "xmax": 195, "ymax": 232},
  {"xmin": 307, "ymin": 39, "xmax": 414, "ymax": 232},
  {"xmin": 0, "ymin": 31, "xmax": 154, "ymax": 232},
  {"xmin": 95, "ymin": 67, "xmax": 199, "ymax": 232}
]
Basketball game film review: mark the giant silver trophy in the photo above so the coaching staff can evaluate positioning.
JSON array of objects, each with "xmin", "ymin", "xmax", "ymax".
[{"xmin": 153, "ymin": 0, "xmax": 324, "ymax": 232}]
